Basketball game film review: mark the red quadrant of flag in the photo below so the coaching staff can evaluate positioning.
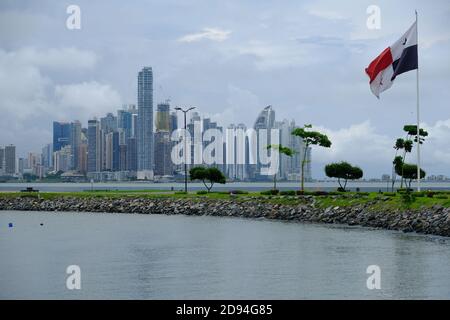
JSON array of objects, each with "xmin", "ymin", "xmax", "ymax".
[{"xmin": 365, "ymin": 47, "xmax": 393, "ymax": 84}]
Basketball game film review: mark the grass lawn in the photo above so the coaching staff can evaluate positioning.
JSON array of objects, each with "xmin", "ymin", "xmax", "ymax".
[{"xmin": 0, "ymin": 189, "xmax": 449, "ymax": 210}]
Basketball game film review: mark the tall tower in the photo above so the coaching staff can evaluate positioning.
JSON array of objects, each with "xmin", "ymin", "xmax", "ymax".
[
  {"xmin": 70, "ymin": 120, "xmax": 82, "ymax": 171},
  {"xmin": 154, "ymin": 101, "xmax": 173, "ymax": 177},
  {"xmin": 87, "ymin": 119, "xmax": 101, "ymax": 173},
  {"xmin": 4, "ymin": 144, "xmax": 16, "ymax": 175},
  {"xmin": 137, "ymin": 67, "xmax": 154, "ymax": 179},
  {"xmin": 53, "ymin": 121, "xmax": 71, "ymax": 152}
]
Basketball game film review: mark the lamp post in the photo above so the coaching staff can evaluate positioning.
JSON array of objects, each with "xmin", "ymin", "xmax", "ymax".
[{"xmin": 174, "ymin": 106, "xmax": 196, "ymax": 193}]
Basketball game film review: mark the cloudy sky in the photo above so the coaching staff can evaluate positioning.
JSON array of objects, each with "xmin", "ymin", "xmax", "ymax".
[{"xmin": 0, "ymin": 0, "xmax": 449, "ymax": 178}]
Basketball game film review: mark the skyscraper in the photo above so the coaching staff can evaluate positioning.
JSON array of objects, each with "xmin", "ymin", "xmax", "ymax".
[
  {"xmin": 87, "ymin": 119, "xmax": 101, "ymax": 172},
  {"xmin": 53, "ymin": 122, "xmax": 71, "ymax": 152},
  {"xmin": 4, "ymin": 144, "xmax": 16, "ymax": 175},
  {"xmin": 137, "ymin": 67, "xmax": 154, "ymax": 179},
  {"xmin": 0, "ymin": 147, "xmax": 4, "ymax": 175},
  {"xmin": 154, "ymin": 101, "xmax": 173, "ymax": 177},
  {"xmin": 126, "ymin": 137, "xmax": 137, "ymax": 172},
  {"xmin": 155, "ymin": 101, "xmax": 170, "ymax": 132},
  {"xmin": 41, "ymin": 143, "xmax": 53, "ymax": 170},
  {"xmin": 117, "ymin": 109, "xmax": 133, "ymax": 141},
  {"xmin": 100, "ymin": 113, "xmax": 118, "ymax": 133},
  {"xmin": 169, "ymin": 112, "xmax": 178, "ymax": 133},
  {"xmin": 250, "ymin": 105, "xmax": 276, "ymax": 181},
  {"xmin": 70, "ymin": 120, "xmax": 82, "ymax": 171}
]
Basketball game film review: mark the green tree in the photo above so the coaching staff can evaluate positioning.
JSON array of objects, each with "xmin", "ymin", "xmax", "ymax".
[
  {"xmin": 393, "ymin": 157, "xmax": 426, "ymax": 189},
  {"xmin": 399, "ymin": 125, "xmax": 428, "ymax": 188},
  {"xmin": 189, "ymin": 166, "xmax": 226, "ymax": 193},
  {"xmin": 324, "ymin": 161, "xmax": 363, "ymax": 191},
  {"xmin": 391, "ymin": 138, "xmax": 404, "ymax": 191},
  {"xmin": 292, "ymin": 124, "xmax": 331, "ymax": 191},
  {"xmin": 267, "ymin": 144, "xmax": 294, "ymax": 190}
]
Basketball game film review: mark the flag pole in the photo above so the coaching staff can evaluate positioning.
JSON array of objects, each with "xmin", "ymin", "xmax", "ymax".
[{"xmin": 416, "ymin": 10, "xmax": 421, "ymax": 192}]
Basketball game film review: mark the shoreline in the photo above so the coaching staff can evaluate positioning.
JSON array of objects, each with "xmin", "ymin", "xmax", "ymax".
[{"xmin": 1, "ymin": 195, "xmax": 449, "ymax": 237}]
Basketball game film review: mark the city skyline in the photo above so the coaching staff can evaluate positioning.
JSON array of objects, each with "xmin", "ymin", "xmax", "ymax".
[{"xmin": 0, "ymin": 1, "xmax": 450, "ymax": 178}]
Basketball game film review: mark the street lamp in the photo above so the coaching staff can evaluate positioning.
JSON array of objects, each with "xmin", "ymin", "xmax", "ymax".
[{"xmin": 174, "ymin": 106, "xmax": 196, "ymax": 193}]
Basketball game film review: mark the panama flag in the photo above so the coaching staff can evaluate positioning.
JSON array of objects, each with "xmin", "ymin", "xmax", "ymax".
[{"xmin": 365, "ymin": 21, "xmax": 418, "ymax": 98}]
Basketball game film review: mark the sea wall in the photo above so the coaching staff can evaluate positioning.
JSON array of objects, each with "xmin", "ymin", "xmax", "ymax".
[{"xmin": 1, "ymin": 196, "xmax": 449, "ymax": 237}]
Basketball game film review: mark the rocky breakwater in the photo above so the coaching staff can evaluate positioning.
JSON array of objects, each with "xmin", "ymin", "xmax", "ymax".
[{"xmin": 0, "ymin": 196, "xmax": 449, "ymax": 237}]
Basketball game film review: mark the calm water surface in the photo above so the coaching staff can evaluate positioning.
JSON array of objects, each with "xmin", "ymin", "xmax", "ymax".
[{"xmin": 1, "ymin": 211, "xmax": 449, "ymax": 299}]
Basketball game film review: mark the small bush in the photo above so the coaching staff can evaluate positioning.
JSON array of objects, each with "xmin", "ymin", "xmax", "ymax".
[
  {"xmin": 280, "ymin": 190, "xmax": 296, "ymax": 196},
  {"xmin": 400, "ymin": 192, "xmax": 416, "ymax": 204},
  {"xmin": 397, "ymin": 188, "xmax": 414, "ymax": 193},
  {"xmin": 260, "ymin": 189, "xmax": 279, "ymax": 195},
  {"xmin": 383, "ymin": 192, "xmax": 396, "ymax": 197},
  {"xmin": 435, "ymin": 195, "xmax": 448, "ymax": 199},
  {"xmin": 196, "ymin": 190, "xmax": 208, "ymax": 195},
  {"xmin": 175, "ymin": 191, "xmax": 187, "ymax": 195},
  {"xmin": 296, "ymin": 190, "xmax": 314, "ymax": 196},
  {"xmin": 313, "ymin": 191, "xmax": 329, "ymax": 196},
  {"xmin": 426, "ymin": 191, "xmax": 435, "ymax": 198}
]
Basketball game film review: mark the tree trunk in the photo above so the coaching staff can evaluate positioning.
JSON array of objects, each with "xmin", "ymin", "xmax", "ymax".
[
  {"xmin": 338, "ymin": 178, "xmax": 342, "ymax": 190},
  {"xmin": 273, "ymin": 173, "xmax": 277, "ymax": 190},
  {"xmin": 301, "ymin": 144, "xmax": 308, "ymax": 192}
]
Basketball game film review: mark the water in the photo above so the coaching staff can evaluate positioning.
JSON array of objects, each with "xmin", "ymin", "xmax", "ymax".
[
  {"xmin": 1, "ymin": 181, "xmax": 450, "ymax": 192},
  {"xmin": 1, "ymin": 211, "xmax": 449, "ymax": 299}
]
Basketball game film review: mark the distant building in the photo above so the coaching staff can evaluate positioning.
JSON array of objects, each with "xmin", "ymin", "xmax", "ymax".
[
  {"xmin": 4, "ymin": 145, "xmax": 16, "ymax": 175},
  {"xmin": 126, "ymin": 137, "xmax": 137, "ymax": 172},
  {"xmin": 117, "ymin": 109, "xmax": 133, "ymax": 141},
  {"xmin": 250, "ymin": 105, "xmax": 276, "ymax": 181},
  {"xmin": 154, "ymin": 101, "xmax": 173, "ymax": 176},
  {"xmin": 87, "ymin": 119, "xmax": 101, "ymax": 172},
  {"xmin": 170, "ymin": 111, "xmax": 178, "ymax": 133},
  {"xmin": 154, "ymin": 131, "xmax": 173, "ymax": 176},
  {"xmin": 78, "ymin": 143, "xmax": 88, "ymax": 174},
  {"xmin": 41, "ymin": 143, "xmax": 53, "ymax": 170},
  {"xmin": 70, "ymin": 120, "xmax": 82, "ymax": 171},
  {"xmin": 0, "ymin": 147, "xmax": 4, "ymax": 175},
  {"xmin": 112, "ymin": 131, "xmax": 120, "ymax": 171},
  {"xmin": 137, "ymin": 67, "xmax": 154, "ymax": 179},
  {"xmin": 101, "ymin": 113, "xmax": 118, "ymax": 133},
  {"xmin": 53, "ymin": 122, "xmax": 71, "ymax": 152},
  {"xmin": 155, "ymin": 101, "xmax": 170, "ymax": 131},
  {"xmin": 54, "ymin": 145, "xmax": 72, "ymax": 172}
]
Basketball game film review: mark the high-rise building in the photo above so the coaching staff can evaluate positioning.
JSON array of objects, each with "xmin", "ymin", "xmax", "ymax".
[
  {"xmin": 18, "ymin": 158, "xmax": 25, "ymax": 176},
  {"xmin": 70, "ymin": 120, "xmax": 82, "ymax": 171},
  {"xmin": 53, "ymin": 122, "xmax": 71, "ymax": 152},
  {"xmin": 126, "ymin": 137, "xmax": 137, "ymax": 172},
  {"xmin": 104, "ymin": 132, "xmax": 113, "ymax": 171},
  {"xmin": 0, "ymin": 147, "xmax": 4, "ymax": 175},
  {"xmin": 169, "ymin": 112, "xmax": 178, "ymax": 134},
  {"xmin": 100, "ymin": 113, "xmax": 118, "ymax": 133},
  {"xmin": 112, "ymin": 131, "xmax": 120, "ymax": 171},
  {"xmin": 154, "ymin": 102, "xmax": 173, "ymax": 176},
  {"xmin": 156, "ymin": 101, "xmax": 170, "ymax": 131},
  {"xmin": 41, "ymin": 143, "xmax": 53, "ymax": 170},
  {"xmin": 117, "ymin": 109, "xmax": 133, "ymax": 141},
  {"xmin": 87, "ymin": 119, "xmax": 101, "ymax": 172},
  {"xmin": 250, "ymin": 105, "xmax": 276, "ymax": 181},
  {"xmin": 137, "ymin": 67, "xmax": 154, "ymax": 179},
  {"xmin": 78, "ymin": 143, "xmax": 88, "ymax": 174},
  {"xmin": 119, "ymin": 144, "xmax": 127, "ymax": 171},
  {"xmin": 4, "ymin": 145, "xmax": 16, "ymax": 175},
  {"xmin": 54, "ymin": 145, "xmax": 72, "ymax": 172}
]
